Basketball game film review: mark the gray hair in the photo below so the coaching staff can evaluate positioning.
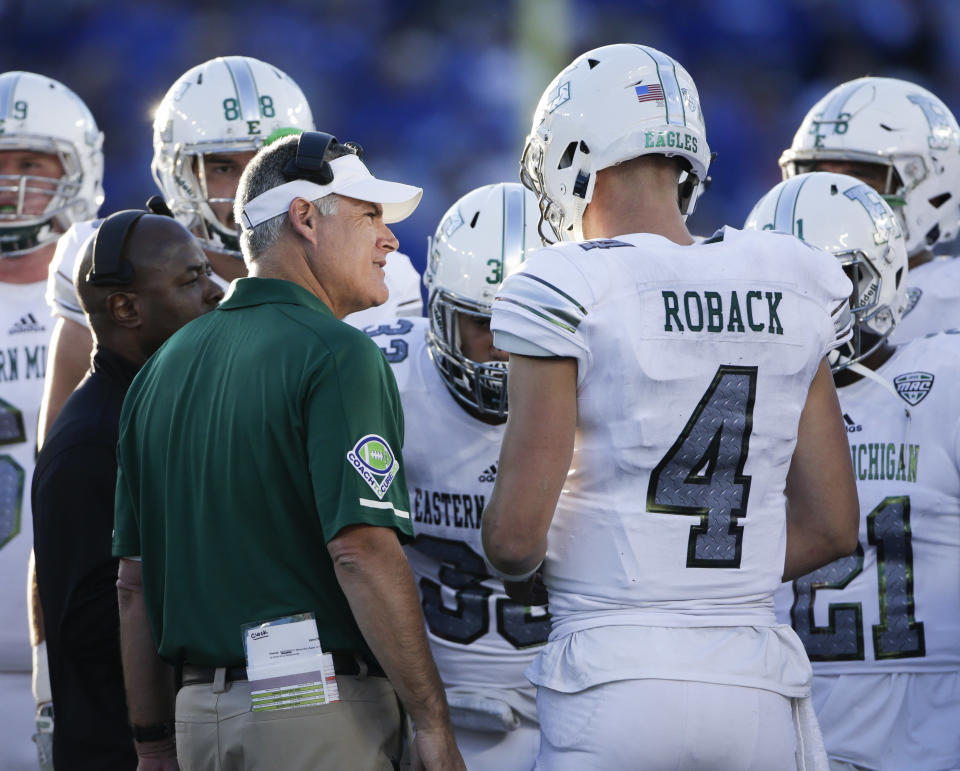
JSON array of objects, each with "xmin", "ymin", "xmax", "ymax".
[{"xmin": 234, "ymin": 135, "xmax": 353, "ymax": 262}]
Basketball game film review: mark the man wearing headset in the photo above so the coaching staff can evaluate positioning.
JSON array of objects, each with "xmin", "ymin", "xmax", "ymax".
[{"xmin": 113, "ymin": 133, "xmax": 462, "ymax": 770}]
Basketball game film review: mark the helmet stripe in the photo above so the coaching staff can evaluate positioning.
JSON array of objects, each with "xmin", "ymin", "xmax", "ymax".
[
  {"xmin": 773, "ymin": 175, "xmax": 812, "ymax": 236},
  {"xmin": 0, "ymin": 73, "xmax": 21, "ymax": 121},
  {"xmin": 818, "ymin": 80, "xmax": 864, "ymax": 126},
  {"xmin": 502, "ymin": 184, "xmax": 526, "ymax": 271},
  {"xmin": 222, "ymin": 56, "xmax": 261, "ymax": 123},
  {"xmin": 635, "ymin": 46, "xmax": 685, "ymax": 127}
]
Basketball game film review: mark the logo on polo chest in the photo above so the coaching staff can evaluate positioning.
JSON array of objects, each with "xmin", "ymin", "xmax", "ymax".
[{"xmin": 893, "ymin": 371, "xmax": 933, "ymax": 405}]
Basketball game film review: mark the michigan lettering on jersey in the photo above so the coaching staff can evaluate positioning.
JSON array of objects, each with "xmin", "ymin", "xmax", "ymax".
[
  {"xmin": 662, "ymin": 290, "xmax": 783, "ymax": 335},
  {"xmin": 413, "ymin": 487, "xmax": 486, "ymax": 529},
  {"xmin": 0, "ymin": 345, "xmax": 47, "ymax": 382},
  {"xmin": 850, "ymin": 442, "xmax": 919, "ymax": 482}
]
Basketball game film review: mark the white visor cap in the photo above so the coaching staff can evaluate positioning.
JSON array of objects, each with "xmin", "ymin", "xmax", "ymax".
[{"xmin": 241, "ymin": 153, "xmax": 422, "ymax": 230}]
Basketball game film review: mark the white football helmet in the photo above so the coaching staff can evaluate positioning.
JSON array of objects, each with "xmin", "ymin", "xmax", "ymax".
[
  {"xmin": 425, "ymin": 182, "xmax": 542, "ymax": 418},
  {"xmin": 520, "ymin": 43, "xmax": 711, "ymax": 243},
  {"xmin": 744, "ymin": 172, "xmax": 908, "ymax": 371},
  {"xmin": 780, "ymin": 77, "xmax": 960, "ymax": 256},
  {"xmin": 0, "ymin": 71, "xmax": 103, "ymax": 257},
  {"xmin": 152, "ymin": 56, "xmax": 314, "ymax": 256}
]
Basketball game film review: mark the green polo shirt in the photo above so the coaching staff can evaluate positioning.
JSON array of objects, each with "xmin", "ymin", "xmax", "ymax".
[{"xmin": 113, "ymin": 277, "xmax": 413, "ymax": 666}]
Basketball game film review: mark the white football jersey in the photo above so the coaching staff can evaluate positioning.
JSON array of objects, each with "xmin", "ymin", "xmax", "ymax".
[
  {"xmin": 889, "ymin": 256, "xmax": 960, "ymax": 344},
  {"xmin": 491, "ymin": 227, "xmax": 851, "ymax": 694},
  {"xmin": 775, "ymin": 332, "xmax": 960, "ymax": 674},
  {"xmin": 46, "ymin": 219, "xmax": 100, "ymax": 326},
  {"xmin": 48, "ymin": 220, "xmax": 423, "ymax": 328},
  {"xmin": 0, "ymin": 279, "xmax": 48, "ymax": 671},
  {"xmin": 369, "ymin": 317, "xmax": 547, "ymax": 690}
]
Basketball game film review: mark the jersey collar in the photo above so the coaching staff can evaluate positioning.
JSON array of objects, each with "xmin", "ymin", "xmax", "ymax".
[{"xmin": 219, "ymin": 277, "xmax": 335, "ymax": 317}]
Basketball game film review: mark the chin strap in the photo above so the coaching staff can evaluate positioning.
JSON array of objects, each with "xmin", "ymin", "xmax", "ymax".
[
  {"xmin": 845, "ymin": 360, "xmax": 913, "ymax": 454},
  {"xmin": 846, "ymin": 361, "xmax": 911, "ymax": 420}
]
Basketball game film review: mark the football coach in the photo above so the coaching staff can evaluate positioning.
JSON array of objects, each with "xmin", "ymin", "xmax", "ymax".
[{"xmin": 113, "ymin": 132, "xmax": 463, "ymax": 771}]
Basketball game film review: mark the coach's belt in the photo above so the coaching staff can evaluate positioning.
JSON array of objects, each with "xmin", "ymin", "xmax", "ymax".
[{"xmin": 180, "ymin": 652, "xmax": 385, "ymax": 687}]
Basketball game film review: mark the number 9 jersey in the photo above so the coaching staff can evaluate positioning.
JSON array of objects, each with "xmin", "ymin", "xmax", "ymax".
[{"xmin": 369, "ymin": 316, "xmax": 549, "ymax": 693}]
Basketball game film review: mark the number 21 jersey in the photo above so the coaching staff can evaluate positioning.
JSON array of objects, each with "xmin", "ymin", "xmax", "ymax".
[{"xmin": 775, "ymin": 331, "xmax": 960, "ymax": 674}]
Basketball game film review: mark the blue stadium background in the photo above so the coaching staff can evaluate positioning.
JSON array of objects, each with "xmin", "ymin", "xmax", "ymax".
[{"xmin": 2, "ymin": 0, "xmax": 957, "ymax": 276}]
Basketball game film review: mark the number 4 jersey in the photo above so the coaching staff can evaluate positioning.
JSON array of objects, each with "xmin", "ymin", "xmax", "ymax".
[
  {"xmin": 490, "ymin": 227, "xmax": 851, "ymax": 694},
  {"xmin": 492, "ymin": 227, "xmax": 851, "ymax": 618},
  {"xmin": 775, "ymin": 331, "xmax": 960, "ymax": 674},
  {"xmin": 370, "ymin": 317, "xmax": 548, "ymax": 691}
]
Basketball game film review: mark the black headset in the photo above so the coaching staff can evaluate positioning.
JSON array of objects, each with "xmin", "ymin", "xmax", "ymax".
[
  {"xmin": 87, "ymin": 198, "xmax": 176, "ymax": 287},
  {"xmin": 86, "ymin": 210, "xmax": 147, "ymax": 287},
  {"xmin": 280, "ymin": 131, "xmax": 363, "ymax": 185}
]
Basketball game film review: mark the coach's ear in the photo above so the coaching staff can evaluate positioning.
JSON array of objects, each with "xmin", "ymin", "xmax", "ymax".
[
  {"xmin": 288, "ymin": 197, "xmax": 320, "ymax": 246},
  {"xmin": 107, "ymin": 291, "xmax": 141, "ymax": 329}
]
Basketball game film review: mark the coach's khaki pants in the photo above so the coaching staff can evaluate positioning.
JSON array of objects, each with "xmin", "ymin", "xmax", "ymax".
[{"xmin": 175, "ymin": 673, "xmax": 403, "ymax": 770}]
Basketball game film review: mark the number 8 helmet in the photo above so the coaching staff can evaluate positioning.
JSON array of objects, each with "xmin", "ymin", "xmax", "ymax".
[
  {"xmin": 744, "ymin": 172, "xmax": 908, "ymax": 371},
  {"xmin": 0, "ymin": 71, "xmax": 104, "ymax": 257},
  {"xmin": 780, "ymin": 77, "xmax": 960, "ymax": 257},
  {"xmin": 521, "ymin": 44, "xmax": 711, "ymax": 243},
  {"xmin": 152, "ymin": 56, "xmax": 314, "ymax": 257},
  {"xmin": 425, "ymin": 183, "xmax": 543, "ymax": 418}
]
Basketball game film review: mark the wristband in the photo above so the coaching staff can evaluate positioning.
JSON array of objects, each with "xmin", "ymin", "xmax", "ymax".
[{"xmin": 130, "ymin": 721, "xmax": 175, "ymax": 742}]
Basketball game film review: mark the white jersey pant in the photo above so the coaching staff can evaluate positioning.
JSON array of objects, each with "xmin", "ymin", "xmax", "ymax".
[
  {"xmin": 813, "ymin": 672, "xmax": 960, "ymax": 771},
  {"xmin": 455, "ymin": 716, "xmax": 539, "ymax": 771},
  {"xmin": 0, "ymin": 671, "xmax": 38, "ymax": 769},
  {"xmin": 446, "ymin": 685, "xmax": 540, "ymax": 771},
  {"xmin": 535, "ymin": 678, "xmax": 797, "ymax": 771}
]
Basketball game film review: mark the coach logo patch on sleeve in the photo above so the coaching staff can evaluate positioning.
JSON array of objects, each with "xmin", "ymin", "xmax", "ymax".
[{"xmin": 347, "ymin": 434, "xmax": 399, "ymax": 499}]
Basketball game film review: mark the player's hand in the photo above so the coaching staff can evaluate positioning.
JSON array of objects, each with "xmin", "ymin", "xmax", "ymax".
[
  {"xmin": 411, "ymin": 726, "xmax": 465, "ymax": 770},
  {"xmin": 504, "ymin": 569, "xmax": 548, "ymax": 606}
]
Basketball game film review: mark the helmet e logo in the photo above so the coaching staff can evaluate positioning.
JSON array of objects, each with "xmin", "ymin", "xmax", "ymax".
[
  {"xmin": 844, "ymin": 183, "xmax": 895, "ymax": 246},
  {"xmin": 908, "ymin": 93, "xmax": 954, "ymax": 151}
]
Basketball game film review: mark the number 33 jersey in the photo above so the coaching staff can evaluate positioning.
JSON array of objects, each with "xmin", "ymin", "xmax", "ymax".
[
  {"xmin": 367, "ymin": 317, "xmax": 548, "ymax": 690},
  {"xmin": 491, "ymin": 228, "xmax": 852, "ymax": 623},
  {"xmin": 775, "ymin": 331, "xmax": 960, "ymax": 674}
]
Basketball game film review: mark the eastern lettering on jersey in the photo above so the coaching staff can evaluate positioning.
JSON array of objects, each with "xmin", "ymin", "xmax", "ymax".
[
  {"xmin": 0, "ymin": 344, "xmax": 47, "ymax": 382},
  {"xmin": 893, "ymin": 372, "xmax": 933, "ymax": 405},
  {"xmin": 849, "ymin": 442, "xmax": 919, "ymax": 482},
  {"xmin": 661, "ymin": 289, "xmax": 783, "ymax": 335},
  {"xmin": 643, "ymin": 129, "xmax": 698, "ymax": 153},
  {"xmin": 412, "ymin": 487, "xmax": 486, "ymax": 530},
  {"xmin": 346, "ymin": 434, "xmax": 399, "ymax": 500}
]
